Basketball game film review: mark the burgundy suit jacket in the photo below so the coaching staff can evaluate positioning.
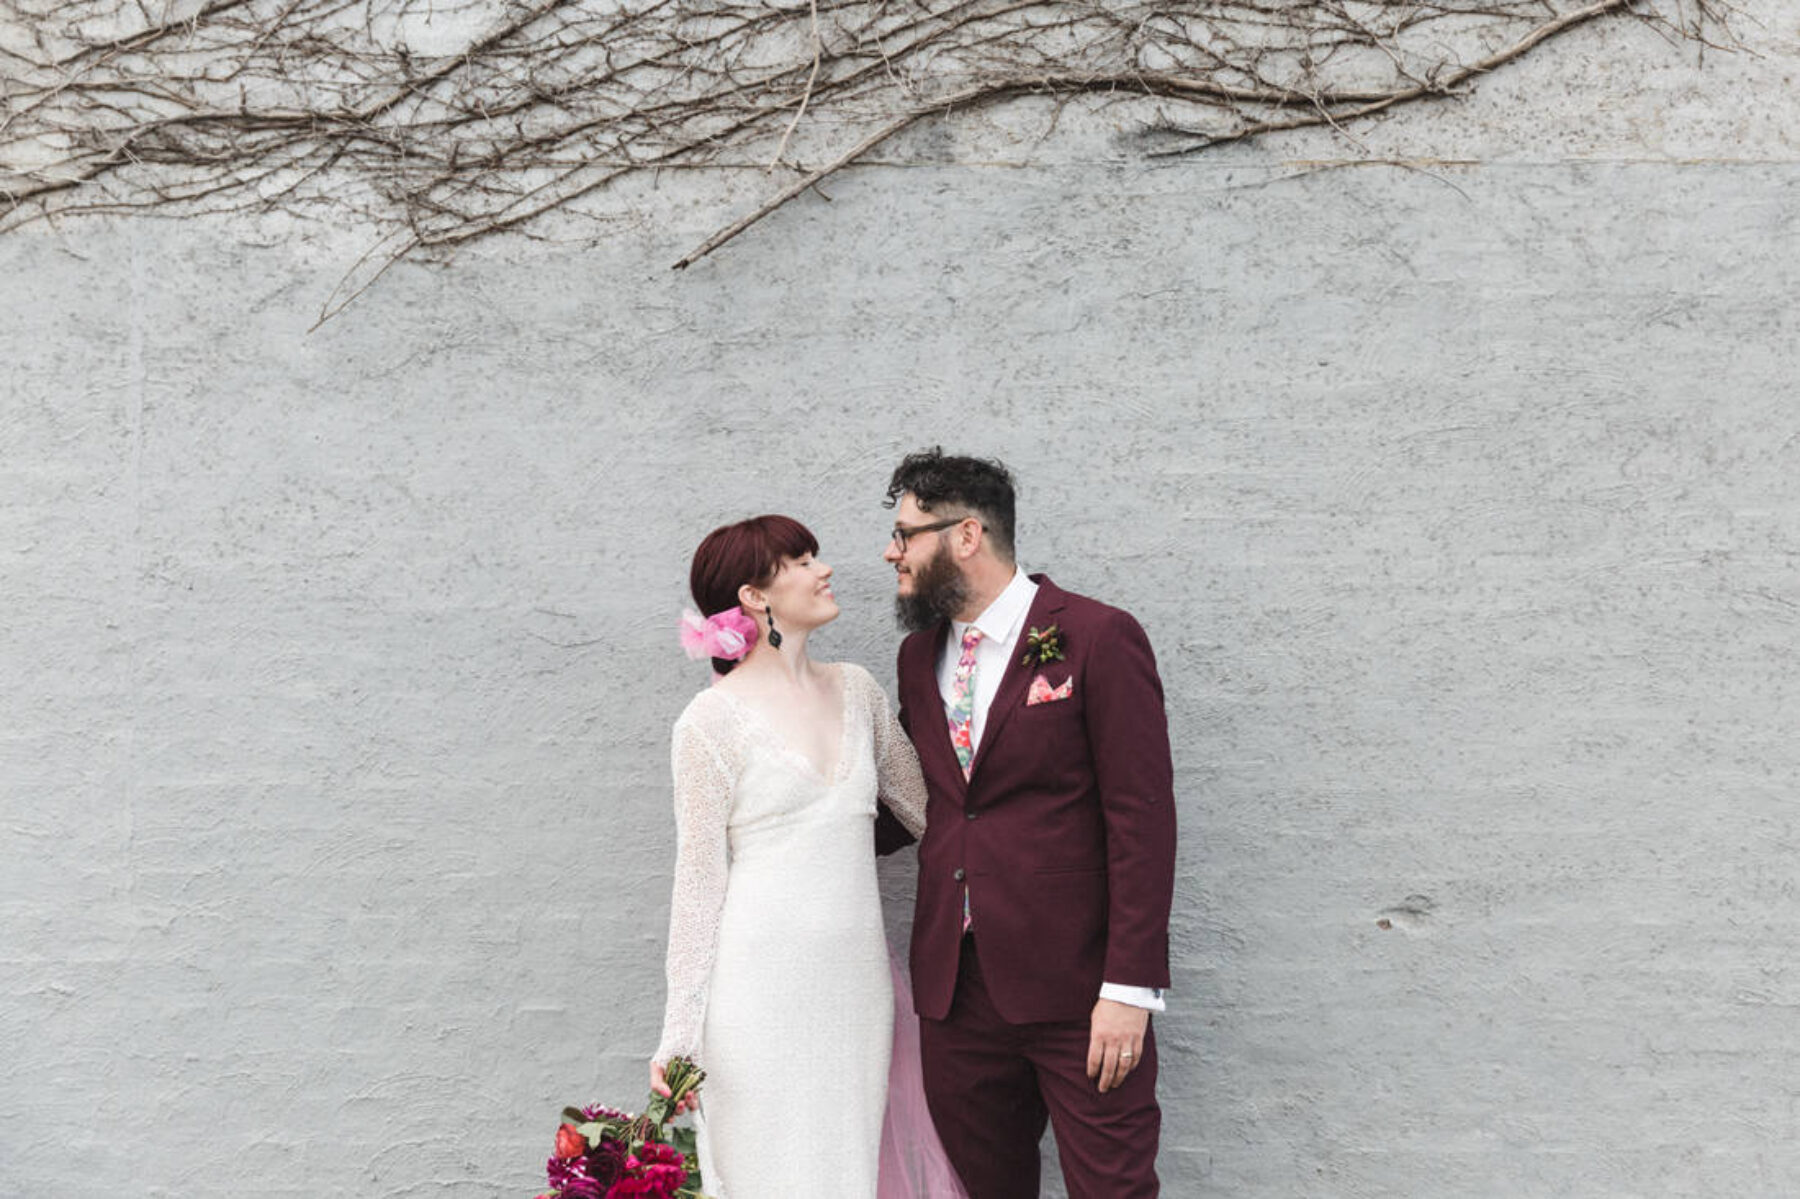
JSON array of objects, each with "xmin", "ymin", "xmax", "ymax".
[{"xmin": 888, "ymin": 575, "xmax": 1177, "ymax": 1024}]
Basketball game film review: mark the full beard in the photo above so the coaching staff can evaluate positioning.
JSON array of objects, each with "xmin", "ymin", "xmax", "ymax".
[{"xmin": 893, "ymin": 541, "xmax": 971, "ymax": 633}]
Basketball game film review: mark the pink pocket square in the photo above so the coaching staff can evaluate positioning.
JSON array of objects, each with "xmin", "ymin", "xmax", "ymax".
[{"xmin": 1026, "ymin": 675, "xmax": 1074, "ymax": 706}]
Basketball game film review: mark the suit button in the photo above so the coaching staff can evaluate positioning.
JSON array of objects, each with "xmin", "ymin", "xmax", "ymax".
[
  {"xmin": 965, "ymin": 810, "xmax": 979, "ymax": 821},
  {"xmin": 953, "ymin": 868, "xmax": 966, "ymax": 881}
]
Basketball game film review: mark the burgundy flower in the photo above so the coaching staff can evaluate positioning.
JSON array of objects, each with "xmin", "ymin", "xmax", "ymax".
[
  {"xmin": 584, "ymin": 1140, "xmax": 627, "ymax": 1187},
  {"xmin": 546, "ymin": 1156, "xmax": 590, "ymax": 1192}
]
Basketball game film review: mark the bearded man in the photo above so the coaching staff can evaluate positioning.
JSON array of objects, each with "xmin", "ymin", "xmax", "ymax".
[{"xmin": 876, "ymin": 448, "xmax": 1177, "ymax": 1198}]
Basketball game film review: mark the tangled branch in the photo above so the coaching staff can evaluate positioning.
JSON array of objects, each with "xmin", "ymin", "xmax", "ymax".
[{"xmin": 0, "ymin": 0, "xmax": 1736, "ymax": 318}]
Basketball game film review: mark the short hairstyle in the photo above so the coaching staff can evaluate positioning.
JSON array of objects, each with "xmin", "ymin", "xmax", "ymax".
[
  {"xmin": 688, "ymin": 514, "xmax": 819, "ymax": 674},
  {"xmin": 885, "ymin": 447, "xmax": 1017, "ymax": 561}
]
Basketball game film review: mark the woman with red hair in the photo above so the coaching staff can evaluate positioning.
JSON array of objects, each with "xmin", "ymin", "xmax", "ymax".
[{"xmin": 650, "ymin": 515, "xmax": 961, "ymax": 1198}]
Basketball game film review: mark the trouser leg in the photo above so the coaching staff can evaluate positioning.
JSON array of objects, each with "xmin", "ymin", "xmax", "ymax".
[
  {"xmin": 1028, "ymin": 1016, "xmax": 1161, "ymax": 1198},
  {"xmin": 918, "ymin": 937, "xmax": 1047, "ymax": 1199}
]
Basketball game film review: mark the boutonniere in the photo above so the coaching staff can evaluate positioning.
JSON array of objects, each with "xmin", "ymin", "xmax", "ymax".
[{"xmin": 1020, "ymin": 624, "xmax": 1065, "ymax": 667}]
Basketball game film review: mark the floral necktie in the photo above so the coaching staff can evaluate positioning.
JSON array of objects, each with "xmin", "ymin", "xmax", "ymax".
[
  {"xmin": 948, "ymin": 626, "xmax": 984, "ymax": 933},
  {"xmin": 947, "ymin": 627, "xmax": 984, "ymax": 778}
]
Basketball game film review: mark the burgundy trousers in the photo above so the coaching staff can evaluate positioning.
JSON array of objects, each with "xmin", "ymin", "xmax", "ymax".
[{"xmin": 918, "ymin": 935, "xmax": 1162, "ymax": 1199}]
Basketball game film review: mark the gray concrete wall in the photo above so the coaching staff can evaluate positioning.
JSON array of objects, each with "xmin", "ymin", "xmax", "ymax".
[{"xmin": 4, "ymin": 6, "xmax": 1799, "ymax": 1196}]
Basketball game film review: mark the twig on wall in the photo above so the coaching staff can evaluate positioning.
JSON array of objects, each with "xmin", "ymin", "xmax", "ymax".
[{"xmin": 0, "ymin": 0, "xmax": 1737, "ymax": 319}]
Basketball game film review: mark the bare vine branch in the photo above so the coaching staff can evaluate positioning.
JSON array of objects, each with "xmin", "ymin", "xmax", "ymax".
[{"xmin": 0, "ymin": 0, "xmax": 1738, "ymax": 319}]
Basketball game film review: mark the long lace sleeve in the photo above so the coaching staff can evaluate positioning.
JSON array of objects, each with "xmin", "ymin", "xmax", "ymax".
[
  {"xmin": 653, "ymin": 704, "xmax": 735, "ymax": 1066},
  {"xmin": 857, "ymin": 665, "xmax": 929, "ymax": 838}
]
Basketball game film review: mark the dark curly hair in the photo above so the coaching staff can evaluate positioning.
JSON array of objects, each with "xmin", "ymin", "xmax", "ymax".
[{"xmin": 885, "ymin": 447, "xmax": 1016, "ymax": 562}]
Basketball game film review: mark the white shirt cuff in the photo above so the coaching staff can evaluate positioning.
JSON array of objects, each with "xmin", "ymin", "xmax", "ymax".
[{"xmin": 1099, "ymin": 982, "xmax": 1167, "ymax": 1012}]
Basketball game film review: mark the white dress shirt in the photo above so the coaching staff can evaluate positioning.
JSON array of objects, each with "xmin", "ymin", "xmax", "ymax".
[{"xmin": 936, "ymin": 569, "xmax": 1167, "ymax": 1014}]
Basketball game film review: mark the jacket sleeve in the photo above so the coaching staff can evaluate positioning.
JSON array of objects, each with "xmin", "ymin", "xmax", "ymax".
[{"xmin": 1082, "ymin": 608, "xmax": 1177, "ymax": 990}]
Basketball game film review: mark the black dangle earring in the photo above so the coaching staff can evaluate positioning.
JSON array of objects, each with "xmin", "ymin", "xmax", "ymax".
[{"xmin": 765, "ymin": 607, "xmax": 783, "ymax": 650}]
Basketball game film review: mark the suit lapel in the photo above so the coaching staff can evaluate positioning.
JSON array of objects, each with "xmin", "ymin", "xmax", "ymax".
[
  {"xmin": 908, "ymin": 621, "xmax": 968, "ymax": 796},
  {"xmin": 967, "ymin": 575, "xmax": 1066, "ymax": 782}
]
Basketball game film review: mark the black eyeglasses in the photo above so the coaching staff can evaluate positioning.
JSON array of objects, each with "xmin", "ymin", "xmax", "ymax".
[{"xmin": 890, "ymin": 516, "xmax": 976, "ymax": 550}]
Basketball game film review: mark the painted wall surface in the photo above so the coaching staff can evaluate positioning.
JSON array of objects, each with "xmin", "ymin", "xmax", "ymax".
[{"xmin": 3, "ymin": 6, "xmax": 1798, "ymax": 1196}]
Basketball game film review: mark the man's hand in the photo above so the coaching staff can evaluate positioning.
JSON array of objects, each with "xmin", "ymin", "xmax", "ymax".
[
  {"xmin": 649, "ymin": 1060, "xmax": 700, "ymax": 1118},
  {"xmin": 1086, "ymin": 998, "xmax": 1150, "ymax": 1093}
]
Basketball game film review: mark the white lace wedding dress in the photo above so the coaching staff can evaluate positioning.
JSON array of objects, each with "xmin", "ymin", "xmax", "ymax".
[{"xmin": 653, "ymin": 662, "xmax": 929, "ymax": 1199}]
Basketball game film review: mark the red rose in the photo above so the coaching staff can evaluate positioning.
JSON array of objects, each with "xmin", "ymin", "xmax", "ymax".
[{"xmin": 555, "ymin": 1122, "xmax": 588, "ymax": 1159}]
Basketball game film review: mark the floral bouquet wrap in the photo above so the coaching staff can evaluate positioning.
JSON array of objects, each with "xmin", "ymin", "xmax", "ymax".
[{"xmin": 534, "ymin": 1057, "xmax": 711, "ymax": 1199}]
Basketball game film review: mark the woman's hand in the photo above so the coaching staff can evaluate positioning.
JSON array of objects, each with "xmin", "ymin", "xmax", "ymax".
[{"xmin": 649, "ymin": 1060, "xmax": 700, "ymax": 1119}]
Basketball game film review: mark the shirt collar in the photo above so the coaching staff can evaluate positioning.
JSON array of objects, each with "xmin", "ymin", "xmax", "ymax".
[{"xmin": 953, "ymin": 569, "xmax": 1038, "ymax": 647}]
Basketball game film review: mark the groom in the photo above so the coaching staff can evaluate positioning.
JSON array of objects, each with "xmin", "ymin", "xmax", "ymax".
[{"xmin": 876, "ymin": 448, "xmax": 1177, "ymax": 1198}]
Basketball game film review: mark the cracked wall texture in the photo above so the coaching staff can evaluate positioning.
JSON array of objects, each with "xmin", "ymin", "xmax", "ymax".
[{"xmin": 3, "ymin": 4, "xmax": 1799, "ymax": 1196}]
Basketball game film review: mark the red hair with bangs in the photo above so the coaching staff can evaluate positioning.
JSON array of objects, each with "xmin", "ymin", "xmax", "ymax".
[{"xmin": 689, "ymin": 514, "xmax": 819, "ymax": 674}]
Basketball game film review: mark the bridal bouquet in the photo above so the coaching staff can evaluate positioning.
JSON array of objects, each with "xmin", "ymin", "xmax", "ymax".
[{"xmin": 534, "ymin": 1057, "xmax": 712, "ymax": 1199}]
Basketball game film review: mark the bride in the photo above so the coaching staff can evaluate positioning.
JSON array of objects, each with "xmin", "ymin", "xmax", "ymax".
[{"xmin": 650, "ymin": 514, "xmax": 965, "ymax": 1199}]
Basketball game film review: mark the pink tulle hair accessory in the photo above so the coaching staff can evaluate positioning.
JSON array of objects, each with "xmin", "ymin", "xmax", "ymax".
[{"xmin": 679, "ymin": 607, "xmax": 759, "ymax": 663}]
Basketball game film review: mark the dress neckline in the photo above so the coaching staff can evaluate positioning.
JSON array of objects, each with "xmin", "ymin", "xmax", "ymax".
[{"xmin": 712, "ymin": 662, "xmax": 854, "ymax": 785}]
